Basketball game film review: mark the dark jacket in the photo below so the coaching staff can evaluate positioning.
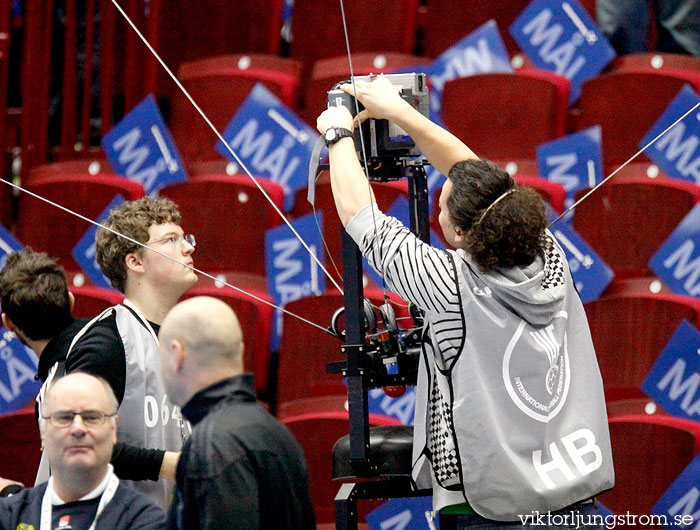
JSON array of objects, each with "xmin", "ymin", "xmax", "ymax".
[
  {"xmin": 0, "ymin": 481, "xmax": 166, "ymax": 530},
  {"xmin": 169, "ymin": 374, "xmax": 315, "ymax": 530}
]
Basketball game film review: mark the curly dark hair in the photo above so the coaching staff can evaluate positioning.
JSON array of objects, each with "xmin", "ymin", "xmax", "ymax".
[
  {"xmin": 0, "ymin": 248, "xmax": 72, "ymax": 340},
  {"xmin": 447, "ymin": 159, "xmax": 547, "ymax": 272},
  {"xmin": 96, "ymin": 196, "xmax": 182, "ymax": 293}
]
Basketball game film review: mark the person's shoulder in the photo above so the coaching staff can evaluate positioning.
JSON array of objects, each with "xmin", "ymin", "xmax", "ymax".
[
  {"xmin": 0, "ymin": 483, "xmax": 45, "ymax": 507},
  {"xmin": 110, "ymin": 484, "xmax": 167, "ymax": 528},
  {"xmin": 70, "ymin": 310, "xmax": 121, "ymax": 353}
]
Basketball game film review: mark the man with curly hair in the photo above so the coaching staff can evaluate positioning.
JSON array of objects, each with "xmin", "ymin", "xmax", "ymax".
[
  {"xmin": 35, "ymin": 196, "xmax": 197, "ymax": 510},
  {"xmin": 317, "ymin": 77, "xmax": 613, "ymax": 528}
]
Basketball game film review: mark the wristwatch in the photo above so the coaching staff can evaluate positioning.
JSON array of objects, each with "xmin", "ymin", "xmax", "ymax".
[{"xmin": 324, "ymin": 127, "xmax": 354, "ymax": 146}]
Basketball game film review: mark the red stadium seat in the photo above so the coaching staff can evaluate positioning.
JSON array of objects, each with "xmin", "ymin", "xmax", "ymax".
[
  {"xmin": 300, "ymin": 53, "xmax": 425, "ymax": 126},
  {"xmin": 603, "ymin": 161, "xmax": 670, "ymax": 181},
  {"xmin": 513, "ymin": 175, "xmax": 566, "ymax": 213},
  {"xmin": 0, "ymin": 177, "xmax": 11, "ymax": 230},
  {"xmin": 440, "ymin": 70, "xmax": 570, "ymax": 162},
  {"xmin": 0, "ymin": 409, "xmax": 42, "ymax": 487},
  {"xmin": 606, "ymin": 397, "xmax": 667, "ymax": 418},
  {"xmin": 288, "ymin": 0, "xmax": 418, "ymax": 76},
  {"xmin": 599, "ymin": 415, "xmax": 700, "ymax": 515},
  {"xmin": 158, "ymin": 175, "xmax": 285, "ymax": 276},
  {"xmin": 601, "ymin": 277, "xmax": 672, "ymax": 297},
  {"xmin": 180, "ymin": 284, "xmax": 275, "ymax": 398},
  {"xmin": 291, "ymin": 173, "xmax": 409, "ymax": 277},
  {"xmin": 70, "ymin": 285, "xmax": 124, "ymax": 318},
  {"xmin": 492, "ymin": 158, "xmax": 540, "ymax": 177},
  {"xmin": 584, "ymin": 292, "xmax": 700, "ymax": 401},
  {"xmin": 153, "ymin": 0, "xmax": 283, "ymax": 66},
  {"xmin": 275, "ymin": 289, "xmax": 410, "ymax": 408},
  {"xmin": 15, "ymin": 175, "xmax": 145, "ymax": 272},
  {"xmin": 281, "ymin": 401, "xmax": 401, "ymax": 523},
  {"xmin": 576, "ymin": 71, "xmax": 700, "ymax": 167},
  {"xmin": 606, "ymin": 53, "xmax": 700, "ymax": 74},
  {"xmin": 572, "ymin": 178, "xmax": 700, "ymax": 279},
  {"xmin": 420, "ymin": 0, "xmax": 530, "ymax": 57},
  {"xmin": 26, "ymin": 158, "xmax": 113, "ymax": 183},
  {"xmin": 170, "ymin": 55, "xmax": 303, "ymax": 162}
]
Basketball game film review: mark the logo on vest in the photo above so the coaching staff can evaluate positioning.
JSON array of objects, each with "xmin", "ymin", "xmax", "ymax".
[{"xmin": 502, "ymin": 316, "xmax": 571, "ymax": 422}]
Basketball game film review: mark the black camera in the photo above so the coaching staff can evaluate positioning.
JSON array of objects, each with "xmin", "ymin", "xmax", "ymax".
[{"xmin": 326, "ymin": 73, "xmax": 429, "ymax": 181}]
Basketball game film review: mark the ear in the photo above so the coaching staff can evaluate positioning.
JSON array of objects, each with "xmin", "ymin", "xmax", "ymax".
[
  {"xmin": 171, "ymin": 339, "xmax": 186, "ymax": 373},
  {"xmin": 2, "ymin": 313, "xmax": 15, "ymax": 332},
  {"xmin": 125, "ymin": 251, "xmax": 145, "ymax": 275},
  {"xmin": 68, "ymin": 292, "xmax": 75, "ymax": 314},
  {"xmin": 453, "ymin": 227, "xmax": 467, "ymax": 243}
]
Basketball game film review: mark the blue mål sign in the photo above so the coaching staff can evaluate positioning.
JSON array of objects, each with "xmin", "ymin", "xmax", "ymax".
[
  {"xmin": 428, "ymin": 20, "xmax": 512, "ymax": 122},
  {"xmin": 510, "ymin": 0, "xmax": 615, "ymax": 103},
  {"xmin": 72, "ymin": 195, "xmax": 125, "ymax": 290},
  {"xmin": 654, "ymin": 452, "xmax": 700, "ymax": 529},
  {"xmin": 0, "ymin": 326, "xmax": 41, "ymax": 414},
  {"xmin": 650, "ymin": 204, "xmax": 700, "ymax": 299},
  {"xmin": 265, "ymin": 212, "xmax": 326, "ymax": 350},
  {"xmin": 218, "ymin": 84, "xmax": 319, "ymax": 212},
  {"xmin": 642, "ymin": 320, "xmax": 700, "ymax": 422},
  {"xmin": 550, "ymin": 222, "xmax": 613, "ymax": 302},
  {"xmin": 640, "ymin": 85, "xmax": 700, "ymax": 186},
  {"xmin": 102, "ymin": 95, "xmax": 188, "ymax": 196},
  {"xmin": 0, "ymin": 224, "xmax": 23, "ymax": 270},
  {"xmin": 537, "ymin": 126, "xmax": 603, "ymax": 217},
  {"xmin": 366, "ymin": 496, "xmax": 437, "ymax": 530}
]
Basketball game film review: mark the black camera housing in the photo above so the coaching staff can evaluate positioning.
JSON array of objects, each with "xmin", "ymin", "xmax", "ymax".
[{"xmin": 326, "ymin": 73, "xmax": 429, "ymax": 181}]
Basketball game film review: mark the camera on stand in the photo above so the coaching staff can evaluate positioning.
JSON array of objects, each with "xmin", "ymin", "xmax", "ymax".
[
  {"xmin": 326, "ymin": 73, "xmax": 429, "ymax": 181},
  {"xmin": 319, "ymin": 72, "xmax": 435, "ymax": 530}
]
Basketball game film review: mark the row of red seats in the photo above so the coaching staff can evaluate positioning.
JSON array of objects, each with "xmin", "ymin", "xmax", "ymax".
[
  {"xmin": 153, "ymin": 0, "xmax": 599, "ymax": 74},
  {"xmin": 163, "ymin": 53, "xmax": 700, "ymax": 168},
  {"xmin": 4, "ymin": 168, "xmax": 697, "ymax": 282}
]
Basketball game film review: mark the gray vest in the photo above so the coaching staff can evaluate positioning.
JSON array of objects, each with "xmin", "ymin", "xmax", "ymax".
[
  {"xmin": 411, "ymin": 238, "xmax": 615, "ymax": 520},
  {"xmin": 36, "ymin": 300, "xmax": 186, "ymax": 510}
]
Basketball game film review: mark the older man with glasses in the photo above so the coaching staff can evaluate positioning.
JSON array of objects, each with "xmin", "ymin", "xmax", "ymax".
[
  {"xmin": 34, "ymin": 196, "xmax": 199, "ymax": 510},
  {"xmin": 0, "ymin": 372, "xmax": 166, "ymax": 529}
]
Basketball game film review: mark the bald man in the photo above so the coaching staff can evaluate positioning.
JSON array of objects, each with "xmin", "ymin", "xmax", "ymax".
[
  {"xmin": 0, "ymin": 373, "xmax": 166, "ymax": 529},
  {"xmin": 158, "ymin": 296, "xmax": 315, "ymax": 530}
]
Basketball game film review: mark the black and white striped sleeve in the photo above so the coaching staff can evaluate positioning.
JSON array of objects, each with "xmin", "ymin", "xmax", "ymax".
[{"xmin": 346, "ymin": 204, "xmax": 460, "ymax": 316}]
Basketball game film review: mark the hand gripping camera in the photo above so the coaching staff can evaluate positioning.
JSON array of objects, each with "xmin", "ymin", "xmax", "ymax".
[{"xmin": 326, "ymin": 72, "xmax": 429, "ymax": 181}]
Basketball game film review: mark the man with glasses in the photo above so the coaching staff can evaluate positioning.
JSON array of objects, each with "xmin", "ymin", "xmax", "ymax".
[
  {"xmin": 36, "ymin": 196, "xmax": 198, "ymax": 510},
  {"xmin": 0, "ymin": 372, "xmax": 166, "ymax": 529}
]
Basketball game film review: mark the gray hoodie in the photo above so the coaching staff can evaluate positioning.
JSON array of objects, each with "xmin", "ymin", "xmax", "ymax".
[{"xmin": 347, "ymin": 204, "xmax": 614, "ymax": 520}]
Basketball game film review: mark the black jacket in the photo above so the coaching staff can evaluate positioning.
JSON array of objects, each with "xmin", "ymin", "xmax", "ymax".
[{"xmin": 169, "ymin": 374, "xmax": 315, "ymax": 530}]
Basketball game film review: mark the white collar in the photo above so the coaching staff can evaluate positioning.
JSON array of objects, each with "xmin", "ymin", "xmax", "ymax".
[{"xmin": 48, "ymin": 464, "xmax": 114, "ymax": 505}]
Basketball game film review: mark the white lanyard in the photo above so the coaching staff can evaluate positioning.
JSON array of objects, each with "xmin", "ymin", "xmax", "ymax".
[{"xmin": 40, "ymin": 473, "xmax": 119, "ymax": 530}]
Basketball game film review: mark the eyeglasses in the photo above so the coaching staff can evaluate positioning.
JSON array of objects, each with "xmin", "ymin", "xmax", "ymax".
[
  {"xmin": 148, "ymin": 233, "xmax": 196, "ymax": 248},
  {"xmin": 42, "ymin": 410, "xmax": 117, "ymax": 428}
]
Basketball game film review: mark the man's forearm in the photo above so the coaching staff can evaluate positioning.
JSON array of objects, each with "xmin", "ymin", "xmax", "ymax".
[
  {"xmin": 328, "ymin": 136, "xmax": 377, "ymax": 226},
  {"xmin": 391, "ymin": 106, "xmax": 478, "ymax": 175}
]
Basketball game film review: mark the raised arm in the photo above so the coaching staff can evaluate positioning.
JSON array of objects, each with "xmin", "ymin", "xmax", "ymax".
[
  {"xmin": 340, "ymin": 76, "xmax": 478, "ymax": 175},
  {"xmin": 316, "ymin": 105, "xmax": 376, "ymax": 226}
]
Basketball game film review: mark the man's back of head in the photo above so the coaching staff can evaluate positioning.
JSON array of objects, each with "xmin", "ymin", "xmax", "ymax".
[
  {"xmin": 158, "ymin": 296, "xmax": 243, "ymax": 407},
  {"xmin": 0, "ymin": 248, "xmax": 72, "ymax": 341}
]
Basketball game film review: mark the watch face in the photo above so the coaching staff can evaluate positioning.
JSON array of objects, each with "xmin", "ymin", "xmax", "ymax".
[{"xmin": 325, "ymin": 129, "xmax": 337, "ymax": 142}]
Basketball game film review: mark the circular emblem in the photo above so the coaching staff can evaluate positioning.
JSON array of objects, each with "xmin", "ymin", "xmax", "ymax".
[{"xmin": 502, "ymin": 318, "xmax": 571, "ymax": 423}]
